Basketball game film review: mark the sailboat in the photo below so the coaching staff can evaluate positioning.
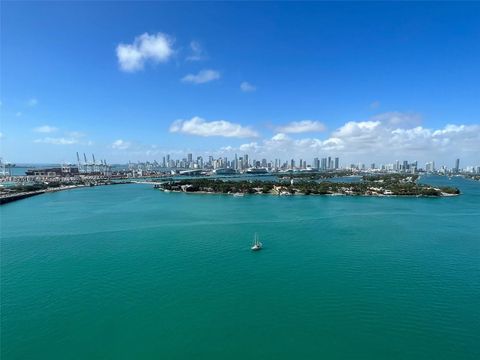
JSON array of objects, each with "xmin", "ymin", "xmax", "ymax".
[{"xmin": 251, "ymin": 233, "xmax": 263, "ymax": 251}]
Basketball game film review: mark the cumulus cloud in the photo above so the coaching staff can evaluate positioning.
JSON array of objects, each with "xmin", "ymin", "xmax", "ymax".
[
  {"xmin": 170, "ymin": 116, "xmax": 258, "ymax": 138},
  {"xmin": 111, "ymin": 139, "xmax": 132, "ymax": 150},
  {"xmin": 33, "ymin": 125, "xmax": 58, "ymax": 133},
  {"xmin": 276, "ymin": 120, "xmax": 326, "ymax": 134},
  {"xmin": 240, "ymin": 81, "xmax": 256, "ymax": 92},
  {"xmin": 239, "ymin": 142, "xmax": 260, "ymax": 152},
  {"xmin": 116, "ymin": 32, "xmax": 174, "ymax": 72},
  {"xmin": 219, "ymin": 112, "xmax": 479, "ymax": 164},
  {"xmin": 181, "ymin": 69, "xmax": 220, "ymax": 84},
  {"xmin": 371, "ymin": 111, "xmax": 422, "ymax": 128},
  {"xmin": 186, "ymin": 41, "xmax": 206, "ymax": 61},
  {"xmin": 271, "ymin": 133, "xmax": 289, "ymax": 141}
]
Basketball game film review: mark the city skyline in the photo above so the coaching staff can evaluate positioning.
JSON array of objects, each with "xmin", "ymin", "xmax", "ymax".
[
  {"xmin": 1, "ymin": 2, "xmax": 480, "ymax": 164},
  {"xmin": 8, "ymin": 151, "xmax": 475, "ymax": 175}
]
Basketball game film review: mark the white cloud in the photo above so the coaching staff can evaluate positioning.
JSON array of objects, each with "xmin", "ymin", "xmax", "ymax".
[
  {"xmin": 181, "ymin": 69, "xmax": 220, "ymax": 84},
  {"xmin": 371, "ymin": 111, "xmax": 422, "ymax": 128},
  {"xmin": 276, "ymin": 120, "xmax": 326, "ymax": 134},
  {"xmin": 34, "ymin": 137, "xmax": 79, "ymax": 145},
  {"xmin": 170, "ymin": 116, "xmax": 258, "ymax": 138},
  {"xmin": 66, "ymin": 131, "xmax": 86, "ymax": 138},
  {"xmin": 220, "ymin": 112, "xmax": 479, "ymax": 164},
  {"xmin": 240, "ymin": 81, "xmax": 256, "ymax": 92},
  {"xmin": 34, "ymin": 129, "xmax": 90, "ymax": 146},
  {"xmin": 116, "ymin": 32, "xmax": 174, "ymax": 72},
  {"xmin": 111, "ymin": 139, "xmax": 131, "ymax": 150},
  {"xmin": 239, "ymin": 142, "xmax": 260, "ymax": 152},
  {"xmin": 271, "ymin": 133, "xmax": 290, "ymax": 141},
  {"xmin": 27, "ymin": 98, "xmax": 38, "ymax": 107},
  {"xmin": 186, "ymin": 41, "xmax": 206, "ymax": 61},
  {"xmin": 33, "ymin": 125, "xmax": 58, "ymax": 133}
]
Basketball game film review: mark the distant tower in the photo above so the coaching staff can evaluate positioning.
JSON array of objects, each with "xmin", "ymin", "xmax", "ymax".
[
  {"xmin": 76, "ymin": 152, "xmax": 81, "ymax": 172},
  {"xmin": 455, "ymin": 158, "xmax": 460, "ymax": 173}
]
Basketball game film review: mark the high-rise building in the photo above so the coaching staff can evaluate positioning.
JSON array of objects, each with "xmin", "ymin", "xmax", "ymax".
[
  {"xmin": 455, "ymin": 158, "xmax": 460, "ymax": 173},
  {"xmin": 197, "ymin": 156, "xmax": 203, "ymax": 169},
  {"xmin": 334, "ymin": 157, "xmax": 339, "ymax": 169},
  {"xmin": 425, "ymin": 161, "xmax": 435, "ymax": 173},
  {"xmin": 313, "ymin": 157, "xmax": 320, "ymax": 169},
  {"xmin": 321, "ymin": 158, "xmax": 327, "ymax": 170}
]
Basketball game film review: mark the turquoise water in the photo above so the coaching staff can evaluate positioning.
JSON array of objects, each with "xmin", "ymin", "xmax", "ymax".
[{"xmin": 1, "ymin": 176, "xmax": 479, "ymax": 359}]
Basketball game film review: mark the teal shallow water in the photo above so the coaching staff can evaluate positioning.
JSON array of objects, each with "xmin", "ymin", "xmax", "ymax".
[{"xmin": 1, "ymin": 176, "xmax": 479, "ymax": 359}]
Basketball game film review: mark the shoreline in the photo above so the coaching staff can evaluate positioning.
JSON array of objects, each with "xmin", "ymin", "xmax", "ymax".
[
  {"xmin": 157, "ymin": 189, "xmax": 460, "ymax": 198},
  {"xmin": 0, "ymin": 182, "xmax": 133, "ymax": 205},
  {"xmin": 0, "ymin": 184, "xmax": 87, "ymax": 205},
  {"xmin": 0, "ymin": 180, "xmax": 461, "ymax": 205}
]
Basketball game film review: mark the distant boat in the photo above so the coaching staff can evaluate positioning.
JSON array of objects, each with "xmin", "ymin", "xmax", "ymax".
[
  {"xmin": 233, "ymin": 192, "xmax": 244, "ymax": 197},
  {"xmin": 251, "ymin": 232, "xmax": 263, "ymax": 251}
]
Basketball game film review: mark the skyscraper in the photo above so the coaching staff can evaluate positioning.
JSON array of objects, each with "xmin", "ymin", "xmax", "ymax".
[
  {"xmin": 321, "ymin": 158, "xmax": 327, "ymax": 170},
  {"xmin": 455, "ymin": 158, "xmax": 460, "ymax": 173},
  {"xmin": 334, "ymin": 157, "xmax": 339, "ymax": 169}
]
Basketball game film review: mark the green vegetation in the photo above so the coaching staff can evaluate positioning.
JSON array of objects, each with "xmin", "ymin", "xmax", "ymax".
[
  {"xmin": 0, "ymin": 182, "xmax": 55, "ymax": 194},
  {"xmin": 277, "ymin": 170, "xmax": 353, "ymax": 180},
  {"xmin": 157, "ymin": 174, "xmax": 460, "ymax": 197}
]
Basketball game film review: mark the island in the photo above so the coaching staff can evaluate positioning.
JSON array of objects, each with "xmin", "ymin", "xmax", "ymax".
[{"xmin": 155, "ymin": 174, "xmax": 460, "ymax": 197}]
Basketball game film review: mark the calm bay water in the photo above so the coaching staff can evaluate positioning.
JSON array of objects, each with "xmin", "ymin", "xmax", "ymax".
[{"xmin": 1, "ymin": 176, "xmax": 479, "ymax": 359}]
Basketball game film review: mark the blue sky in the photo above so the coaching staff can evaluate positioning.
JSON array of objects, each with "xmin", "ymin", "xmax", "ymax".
[{"xmin": 1, "ymin": 1, "xmax": 479, "ymax": 166}]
